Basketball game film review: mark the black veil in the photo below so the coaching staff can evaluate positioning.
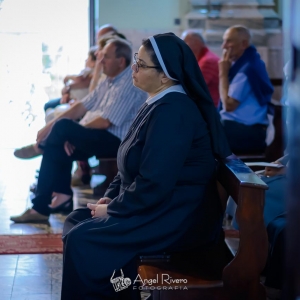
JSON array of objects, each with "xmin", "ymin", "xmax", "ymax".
[{"xmin": 149, "ymin": 32, "xmax": 232, "ymax": 159}]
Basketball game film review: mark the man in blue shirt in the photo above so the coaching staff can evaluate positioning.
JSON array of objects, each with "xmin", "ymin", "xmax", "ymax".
[{"xmin": 218, "ymin": 25, "xmax": 274, "ymax": 153}]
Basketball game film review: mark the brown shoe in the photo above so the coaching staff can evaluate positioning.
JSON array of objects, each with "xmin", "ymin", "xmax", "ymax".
[
  {"xmin": 10, "ymin": 209, "xmax": 49, "ymax": 223},
  {"xmin": 14, "ymin": 144, "xmax": 43, "ymax": 159}
]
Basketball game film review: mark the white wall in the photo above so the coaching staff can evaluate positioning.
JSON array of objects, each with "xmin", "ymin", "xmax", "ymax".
[
  {"xmin": 98, "ymin": 0, "xmax": 191, "ymax": 51},
  {"xmin": 99, "ymin": 0, "xmax": 191, "ymax": 30}
]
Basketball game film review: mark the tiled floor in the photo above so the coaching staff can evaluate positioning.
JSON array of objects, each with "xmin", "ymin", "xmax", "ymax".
[
  {"xmin": 0, "ymin": 254, "xmax": 62, "ymax": 300},
  {"xmin": 0, "ymin": 141, "xmax": 65, "ymax": 300},
  {"xmin": 0, "ymin": 101, "xmax": 65, "ymax": 300},
  {"xmin": 0, "ymin": 137, "xmax": 145, "ymax": 299}
]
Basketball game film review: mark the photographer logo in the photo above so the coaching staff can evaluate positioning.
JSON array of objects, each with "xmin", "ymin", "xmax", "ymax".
[{"xmin": 110, "ymin": 269, "xmax": 132, "ymax": 292}]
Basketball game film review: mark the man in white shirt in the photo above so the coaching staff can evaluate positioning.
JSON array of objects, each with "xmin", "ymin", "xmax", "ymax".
[{"xmin": 11, "ymin": 39, "xmax": 147, "ymax": 223}]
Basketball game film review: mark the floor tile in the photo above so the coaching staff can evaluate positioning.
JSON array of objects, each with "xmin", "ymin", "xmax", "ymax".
[
  {"xmin": 51, "ymin": 284, "xmax": 61, "ymax": 295},
  {"xmin": 0, "ymin": 295, "xmax": 12, "ymax": 300},
  {"xmin": 16, "ymin": 262, "xmax": 52, "ymax": 271},
  {"xmin": 18, "ymin": 254, "xmax": 52, "ymax": 262},
  {"xmin": 0, "ymin": 254, "xmax": 19, "ymax": 263},
  {"xmin": 12, "ymin": 284, "xmax": 51, "ymax": 295},
  {"xmin": 0, "ymin": 282, "xmax": 14, "ymax": 295},
  {"xmin": 0, "ymin": 268, "xmax": 16, "ymax": 277},
  {"xmin": 0, "ymin": 276, "xmax": 15, "ymax": 286},
  {"xmin": 13, "ymin": 275, "xmax": 51, "ymax": 287},
  {"xmin": 15, "ymin": 267, "xmax": 51, "ymax": 277},
  {"xmin": 51, "ymin": 268, "xmax": 62, "ymax": 284},
  {"xmin": 11, "ymin": 294, "xmax": 52, "ymax": 300},
  {"xmin": 51, "ymin": 278, "xmax": 62, "ymax": 286},
  {"xmin": 0, "ymin": 261, "xmax": 18, "ymax": 270}
]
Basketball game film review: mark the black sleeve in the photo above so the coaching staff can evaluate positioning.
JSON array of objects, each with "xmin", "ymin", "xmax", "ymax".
[{"xmin": 104, "ymin": 172, "xmax": 121, "ymax": 199}]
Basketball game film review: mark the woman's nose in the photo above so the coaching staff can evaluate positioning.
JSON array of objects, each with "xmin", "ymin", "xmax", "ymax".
[{"xmin": 131, "ymin": 63, "xmax": 137, "ymax": 72}]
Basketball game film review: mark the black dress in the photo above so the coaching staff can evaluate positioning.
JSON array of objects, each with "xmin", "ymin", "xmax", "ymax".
[{"xmin": 61, "ymin": 92, "xmax": 223, "ymax": 299}]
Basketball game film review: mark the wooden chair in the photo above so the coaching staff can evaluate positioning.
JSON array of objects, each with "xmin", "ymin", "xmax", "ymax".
[
  {"xmin": 138, "ymin": 156, "xmax": 269, "ymax": 300},
  {"xmin": 93, "ymin": 158, "xmax": 117, "ymax": 196}
]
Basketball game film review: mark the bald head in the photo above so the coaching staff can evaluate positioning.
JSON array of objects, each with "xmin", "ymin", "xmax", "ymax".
[
  {"xmin": 181, "ymin": 30, "xmax": 206, "ymax": 59},
  {"xmin": 96, "ymin": 24, "xmax": 118, "ymax": 42},
  {"xmin": 222, "ymin": 25, "xmax": 251, "ymax": 61},
  {"xmin": 227, "ymin": 25, "xmax": 251, "ymax": 43}
]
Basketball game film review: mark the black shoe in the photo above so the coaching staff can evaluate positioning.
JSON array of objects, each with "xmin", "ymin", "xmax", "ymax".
[
  {"xmin": 30, "ymin": 184, "xmax": 37, "ymax": 194},
  {"xmin": 49, "ymin": 198, "xmax": 73, "ymax": 214},
  {"xmin": 81, "ymin": 174, "xmax": 91, "ymax": 185}
]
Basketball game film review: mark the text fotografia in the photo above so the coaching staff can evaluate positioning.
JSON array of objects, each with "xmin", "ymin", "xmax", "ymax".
[{"xmin": 133, "ymin": 274, "xmax": 188, "ymax": 290}]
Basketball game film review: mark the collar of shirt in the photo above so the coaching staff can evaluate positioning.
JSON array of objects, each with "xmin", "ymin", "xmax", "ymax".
[
  {"xmin": 146, "ymin": 85, "xmax": 186, "ymax": 105},
  {"xmin": 106, "ymin": 66, "xmax": 131, "ymax": 86}
]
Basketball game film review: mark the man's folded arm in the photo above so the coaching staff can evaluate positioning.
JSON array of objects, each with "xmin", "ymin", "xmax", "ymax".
[
  {"xmin": 83, "ymin": 115, "xmax": 111, "ymax": 129},
  {"xmin": 219, "ymin": 73, "xmax": 240, "ymax": 111}
]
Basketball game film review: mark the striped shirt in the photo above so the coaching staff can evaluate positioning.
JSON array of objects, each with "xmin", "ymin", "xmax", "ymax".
[{"xmin": 80, "ymin": 66, "xmax": 147, "ymax": 140}]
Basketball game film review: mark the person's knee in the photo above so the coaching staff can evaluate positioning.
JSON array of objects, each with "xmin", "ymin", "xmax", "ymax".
[
  {"xmin": 52, "ymin": 118, "xmax": 73, "ymax": 134},
  {"xmin": 64, "ymin": 221, "xmax": 86, "ymax": 249},
  {"xmin": 44, "ymin": 103, "xmax": 49, "ymax": 112},
  {"xmin": 63, "ymin": 208, "xmax": 91, "ymax": 236}
]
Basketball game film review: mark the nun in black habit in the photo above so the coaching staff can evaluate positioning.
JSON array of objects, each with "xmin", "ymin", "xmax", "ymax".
[{"xmin": 61, "ymin": 33, "xmax": 232, "ymax": 300}]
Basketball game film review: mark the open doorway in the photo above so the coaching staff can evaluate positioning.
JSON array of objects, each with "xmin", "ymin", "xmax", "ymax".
[
  {"xmin": 0, "ymin": 0, "xmax": 90, "ymax": 221},
  {"xmin": 0, "ymin": 0, "xmax": 89, "ymax": 147}
]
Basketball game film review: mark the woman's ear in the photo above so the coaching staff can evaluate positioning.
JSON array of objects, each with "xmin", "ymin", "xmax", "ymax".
[{"xmin": 161, "ymin": 73, "xmax": 170, "ymax": 84}]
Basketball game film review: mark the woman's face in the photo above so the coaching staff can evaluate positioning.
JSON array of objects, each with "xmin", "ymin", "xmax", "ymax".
[{"xmin": 131, "ymin": 45, "xmax": 164, "ymax": 94}]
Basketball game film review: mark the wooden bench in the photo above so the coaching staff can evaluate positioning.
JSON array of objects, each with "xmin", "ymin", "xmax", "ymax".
[{"xmin": 138, "ymin": 156, "xmax": 269, "ymax": 300}]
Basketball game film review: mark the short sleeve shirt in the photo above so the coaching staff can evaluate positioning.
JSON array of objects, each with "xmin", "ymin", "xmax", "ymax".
[{"xmin": 220, "ymin": 72, "xmax": 268, "ymax": 125}]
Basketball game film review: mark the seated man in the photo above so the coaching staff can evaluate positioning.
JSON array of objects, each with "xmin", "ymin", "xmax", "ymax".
[
  {"xmin": 10, "ymin": 38, "xmax": 147, "ymax": 223},
  {"xmin": 43, "ymin": 23, "xmax": 120, "ymax": 113},
  {"xmin": 181, "ymin": 29, "xmax": 220, "ymax": 108},
  {"xmin": 88, "ymin": 23, "xmax": 122, "ymax": 93},
  {"xmin": 219, "ymin": 25, "xmax": 274, "ymax": 153},
  {"xmin": 44, "ymin": 45, "xmax": 98, "ymax": 122},
  {"xmin": 96, "ymin": 23, "xmax": 118, "ymax": 44}
]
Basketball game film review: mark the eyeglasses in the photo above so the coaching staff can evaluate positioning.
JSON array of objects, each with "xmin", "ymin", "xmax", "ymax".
[{"xmin": 132, "ymin": 53, "xmax": 160, "ymax": 72}]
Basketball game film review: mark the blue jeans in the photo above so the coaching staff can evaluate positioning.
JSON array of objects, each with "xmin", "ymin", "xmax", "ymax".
[{"xmin": 44, "ymin": 98, "xmax": 61, "ymax": 112}]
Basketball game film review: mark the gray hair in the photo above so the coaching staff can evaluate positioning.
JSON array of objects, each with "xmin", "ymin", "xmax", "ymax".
[
  {"xmin": 228, "ymin": 25, "xmax": 251, "ymax": 42},
  {"xmin": 107, "ymin": 39, "xmax": 132, "ymax": 67},
  {"xmin": 181, "ymin": 29, "xmax": 206, "ymax": 44},
  {"xmin": 97, "ymin": 24, "xmax": 118, "ymax": 34}
]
